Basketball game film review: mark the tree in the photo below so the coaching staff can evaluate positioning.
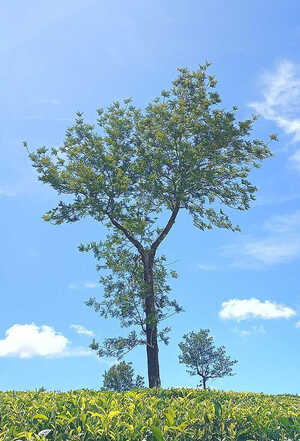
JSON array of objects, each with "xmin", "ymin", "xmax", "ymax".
[
  {"xmin": 26, "ymin": 63, "xmax": 274, "ymax": 387},
  {"xmin": 101, "ymin": 361, "xmax": 144, "ymax": 392},
  {"xmin": 178, "ymin": 329, "xmax": 238, "ymax": 389}
]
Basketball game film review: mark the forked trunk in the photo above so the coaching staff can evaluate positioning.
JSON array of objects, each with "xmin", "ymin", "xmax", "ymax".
[
  {"xmin": 109, "ymin": 206, "xmax": 179, "ymax": 387},
  {"xmin": 143, "ymin": 253, "xmax": 161, "ymax": 388}
]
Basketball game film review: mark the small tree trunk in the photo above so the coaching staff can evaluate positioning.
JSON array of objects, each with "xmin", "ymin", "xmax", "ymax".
[
  {"xmin": 203, "ymin": 377, "xmax": 207, "ymax": 390},
  {"xmin": 143, "ymin": 252, "xmax": 161, "ymax": 388}
]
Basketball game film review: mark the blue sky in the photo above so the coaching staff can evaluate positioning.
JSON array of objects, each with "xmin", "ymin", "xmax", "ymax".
[{"xmin": 1, "ymin": 0, "xmax": 300, "ymax": 394}]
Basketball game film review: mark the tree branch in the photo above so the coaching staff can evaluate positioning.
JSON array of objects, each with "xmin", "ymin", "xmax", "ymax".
[
  {"xmin": 151, "ymin": 202, "xmax": 180, "ymax": 253},
  {"xmin": 107, "ymin": 214, "xmax": 145, "ymax": 256}
]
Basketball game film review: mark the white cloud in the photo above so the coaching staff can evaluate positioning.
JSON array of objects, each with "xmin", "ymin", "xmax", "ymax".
[
  {"xmin": 53, "ymin": 347, "xmax": 93, "ymax": 358},
  {"xmin": 197, "ymin": 264, "xmax": 218, "ymax": 271},
  {"xmin": 296, "ymin": 321, "xmax": 300, "ymax": 328},
  {"xmin": 264, "ymin": 210, "xmax": 300, "ymax": 233},
  {"xmin": 250, "ymin": 60, "xmax": 300, "ymax": 172},
  {"xmin": 220, "ymin": 298, "xmax": 296, "ymax": 321},
  {"xmin": 250, "ymin": 60, "xmax": 300, "ymax": 142},
  {"xmin": 68, "ymin": 281, "xmax": 98, "ymax": 290},
  {"xmin": 0, "ymin": 324, "xmax": 68, "ymax": 358},
  {"xmin": 0, "ymin": 323, "xmax": 93, "ymax": 359},
  {"xmin": 70, "ymin": 324, "xmax": 94, "ymax": 337}
]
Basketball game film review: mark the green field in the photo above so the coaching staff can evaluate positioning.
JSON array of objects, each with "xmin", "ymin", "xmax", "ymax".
[{"xmin": 0, "ymin": 388, "xmax": 299, "ymax": 441}]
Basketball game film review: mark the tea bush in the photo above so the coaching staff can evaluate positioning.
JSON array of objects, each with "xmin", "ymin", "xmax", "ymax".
[{"xmin": 0, "ymin": 388, "xmax": 299, "ymax": 440}]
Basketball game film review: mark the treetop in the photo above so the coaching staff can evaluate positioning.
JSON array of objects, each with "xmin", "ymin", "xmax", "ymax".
[{"xmin": 26, "ymin": 64, "xmax": 274, "ymax": 254}]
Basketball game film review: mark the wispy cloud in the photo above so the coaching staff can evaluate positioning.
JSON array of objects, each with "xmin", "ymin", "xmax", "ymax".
[
  {"xmin": 84, "ymin": 282, "xmax": 98, "ymax": 289},
  {"xmin": 250, "ymin": 59, "xmax": 300, "ymax": 142},
  {"xmin": 68, "ymin": 281, "xmax": 98, "ymax": 290},
  {"xmin": 250, "ymin": 59, "xmax": 300, "ymax": 171},
  {"xmin": 0, "ymin": 188, "xmax": 16, "ymax": 197},
  {"xmin": 53, "ymin": 347, "xmax": 93, "ymax": 358},
  {"xmin": 233, "ymin": 324, "xmax": 266, "ymax": 336},
  {"xmin": 243, "ymin": 238, "xmax": 300, "ymax": 265},
  {"xmin": 197, "ymin": 264, "xmax": 219, "ymax": 271},
  {"xmin": 70, "ymin": 324, "xmax": 95, "ymax": 337},
  {"xmin": 254, "ymin": 193, "xmax": 300, "ymax": 207},
  {"xmin": 0, "ymin": 323, "xmax": 93, "ymax": 359},
  {"xmin": 220, "ymin": 298, "xmax": 296, "ymax": 321},
  {"xmin": 222, "ymin": 236, "xmax": 300, "ymax": 267},
  {"xmin": 220, "ymin": 207, "xmax": 300, "ymax": 268},
  {"xmin": 234, "ymin": 328, "xmax": 251, "ymax": 336},
  {"xmin": 296, "ymin": 321, "xmax": 300, "ymax": 328},
  {"xmin": 264, "ymin": 210, "xmax": 300, "ymax": 233}
]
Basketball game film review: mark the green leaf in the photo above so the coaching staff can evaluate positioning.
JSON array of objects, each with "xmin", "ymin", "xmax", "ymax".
[
  {"xmin": 165, "ymin": 408, "xmax": 175, "ymax": 426},
  {"xmin": 108, "ymin": 410, "xmax": 120, "ymax": 419},
  {"xmin": 151, "ymin": 426, "xmax": 164, "ymax": 441},
  {"xmin": 33, "ymin": 414, "xmax": 48, "ymax": 421},
  {"xmin": 213, "ymin": 400, "xmax": 222, "ymax": 417}
]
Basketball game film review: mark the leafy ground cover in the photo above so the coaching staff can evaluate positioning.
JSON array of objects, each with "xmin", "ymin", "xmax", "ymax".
[{"xmin": 0, "ymin": 388, "xmax": 299, "ymax": 440}]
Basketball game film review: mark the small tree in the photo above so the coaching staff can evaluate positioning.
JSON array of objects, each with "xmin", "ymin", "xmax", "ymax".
[
  {"xmin": 178, "ymin": 329, "xmax": 237, "ymax": 389},
  {"xmin": 101, "ymin": 361, "xmax": 144, "ymax": 391}
]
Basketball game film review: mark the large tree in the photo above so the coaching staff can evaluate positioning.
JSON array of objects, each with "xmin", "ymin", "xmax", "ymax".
[
  {"xmin": 26, "ymin": 63, "xmax": 273, "ymax": 387},
  {"xmin": 178, "ymin": 329, "xmax": 238, "ymax": 389}
]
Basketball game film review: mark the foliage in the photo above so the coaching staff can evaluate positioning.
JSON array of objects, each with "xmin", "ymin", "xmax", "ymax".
[
  {"xmin": 101, "ymin": 361, "xmax": 145, "ymax": 392},
  {"xmin": 81, "ymin": 231, "xmax": 182, "ymax": 359},
  {"xmin": 178, "ymin": 329, "xmax": 238, "ymax": 389},
  {"xmin": 26, "ymin": 63, "xmax": 273, "ymax": 233},
  {"xmin": 26, "ymin": 63, "xmax": 274, "ymax": 387},
  {"xmin": 0, "ymin": 388, "xmax": 299, "ymax": 441}
]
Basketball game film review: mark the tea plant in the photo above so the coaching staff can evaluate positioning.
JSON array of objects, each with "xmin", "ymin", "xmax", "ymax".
[{"xmin": 0, "ymin": 388, "xmax": 299, "ymax": 440}]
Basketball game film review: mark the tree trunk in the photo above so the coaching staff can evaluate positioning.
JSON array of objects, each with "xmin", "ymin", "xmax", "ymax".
[
  {"xmin": 143, "ymin": 252, "xmax": 161, "ymax": 388},
  {"xmin": 203, "ymin": 377, "xmax": 207, "ymax": 390}
]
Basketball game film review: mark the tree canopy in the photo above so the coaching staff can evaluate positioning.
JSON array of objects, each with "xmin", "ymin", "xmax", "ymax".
[
  {"xmin": 101, "ymin": 361, "xmax": 144, "ymax": 392},
  {"xmin": 26, "ymin": 63, "xmax": 274, "ymax": 387},
  {"xmin": 178, "ymin": 329, "xmax": 238, "ymax": 389}
]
